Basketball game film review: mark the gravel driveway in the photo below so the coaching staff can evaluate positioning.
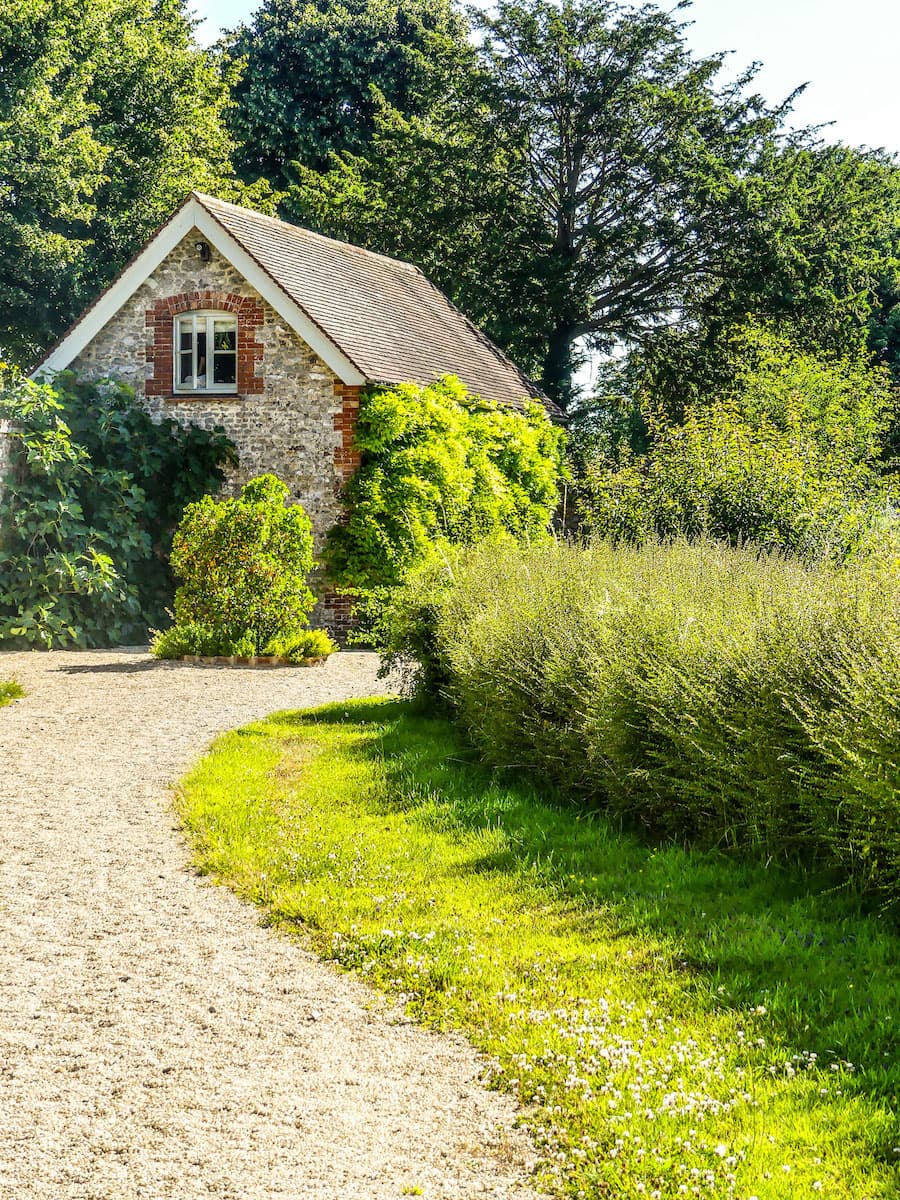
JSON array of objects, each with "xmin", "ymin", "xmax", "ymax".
[{"xmin": 0, "ymin": 649, "xmax": 538, "ymax": 1200}]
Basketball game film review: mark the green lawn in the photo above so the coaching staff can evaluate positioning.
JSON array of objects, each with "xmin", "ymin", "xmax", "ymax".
[
  {"xmin": 0, "ymin": 680, "xmax": 23, "ymax": 706},
  {"xmin": 177, "ymin": 698, "xmax": 900, "ymax": 1200}
]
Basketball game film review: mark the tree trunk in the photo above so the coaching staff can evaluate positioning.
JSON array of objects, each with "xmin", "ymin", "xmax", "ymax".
[{"xmin": 542, "ymin": 325, "xmax": 578, "ymax": 410}]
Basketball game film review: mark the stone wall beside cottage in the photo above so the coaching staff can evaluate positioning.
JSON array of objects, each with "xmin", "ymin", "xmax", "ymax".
[{"xmin": 70, "ymin": 231, "xmax": 361, "ymax": 635}]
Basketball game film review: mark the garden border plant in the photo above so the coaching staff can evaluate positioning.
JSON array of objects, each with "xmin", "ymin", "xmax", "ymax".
[
  {"xmin": 373, "ymin": 536, "xmax": 900, "ymax": 901},
  {"xmin": 152, "ymin": 474, "xmax": 337, "ymax": 664}
]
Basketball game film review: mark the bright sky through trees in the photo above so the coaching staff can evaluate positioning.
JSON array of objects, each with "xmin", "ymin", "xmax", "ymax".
[{"xmin": 192, "ymin": 0, "xmax": 900, "ymax": 153}]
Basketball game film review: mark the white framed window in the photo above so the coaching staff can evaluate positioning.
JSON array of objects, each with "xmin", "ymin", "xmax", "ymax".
[{"xmin": 173, "ymin": 311, "xmax": 237, "ymax": 393}]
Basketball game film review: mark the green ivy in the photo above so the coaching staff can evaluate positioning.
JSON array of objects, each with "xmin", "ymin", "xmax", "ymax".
[
  {"xmin": 323, "ymin": 375, "xmax": 567, "ymax": 590},
  {"xmin": 0, "ymin": 368, "xmax": 235, "ymax": 648}
]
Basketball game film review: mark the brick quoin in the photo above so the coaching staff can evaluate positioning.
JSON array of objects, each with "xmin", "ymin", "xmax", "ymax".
[
  {"xmin": 145, "ymin": 292, "xmax": 265, "ymax": 398},
  {"xmin": 321, "ymin": 380, "xmax": 364, "ymax": 639},
  {"xmin": 332, "ymin": 381, "xmax": 362, "ymax": 485}
]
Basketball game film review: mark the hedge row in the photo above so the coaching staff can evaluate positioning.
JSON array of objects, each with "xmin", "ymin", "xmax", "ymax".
[{"xmin": 382, "ymin": 538, "xmax": 900, "ymax": 899}]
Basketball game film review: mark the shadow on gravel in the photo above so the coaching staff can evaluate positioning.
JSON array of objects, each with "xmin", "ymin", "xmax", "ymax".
[
  {"xmin": 58, "ymin": 658, "xmax": 177, "ymax": 675},
  {"xmin": 58, "ymin": 658, "xmax": 291, "ymax": 675}
]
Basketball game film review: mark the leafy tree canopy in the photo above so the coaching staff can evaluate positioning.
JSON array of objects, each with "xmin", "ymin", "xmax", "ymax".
[
  {"xmin": 0, "ymin": 0, "xmax": 270, "ymax": 366},
  {"xmin": 222, "ymin": 0, "xmax": 470, "ymax": 187},
  {"xmin": 291, "ymin": 0, "xmax": 790, "ymax": 406},
  {"xmin": 287, "ymin": 0, "xmax": 900, "ymax": 420},
  {"xmin": 625, "ymin": 146, "xmax": 900, "ymax": 419}
]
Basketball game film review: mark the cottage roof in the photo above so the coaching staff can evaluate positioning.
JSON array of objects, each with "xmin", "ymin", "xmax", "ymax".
[{"xmin": 35, "ymin": 192, "xmax": 560, "ymax": 417}]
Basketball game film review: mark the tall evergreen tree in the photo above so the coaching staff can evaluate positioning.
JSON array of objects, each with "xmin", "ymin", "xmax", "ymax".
[
  {"xmin": 0, "ymin": 0, "xmax": 256, "ymax": 366},
  {"xmin": 625, "ymin": 147, "xmax": 900, "ymax": 424},
  {"xmin": 222, "ymin": 0, "xmax": 470, "ymax": 188},
  {"xmin": 291, "ymin": 0, "xmax": 787, "ymax": 406}
]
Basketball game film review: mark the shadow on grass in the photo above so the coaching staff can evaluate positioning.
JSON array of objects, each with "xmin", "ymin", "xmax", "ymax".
[{"xmin": 277, "ymin": 697, "xmax": 900, "ymax": 1108}]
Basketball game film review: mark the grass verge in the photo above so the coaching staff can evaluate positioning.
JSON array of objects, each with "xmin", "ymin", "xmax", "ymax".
[
  {"xmin": 0, "ymin": 680, "xmax": 23, "ymax": 706},
  {"xmin": 177, "ymin": 698, "xmax": 899, "ymax": 1200}
]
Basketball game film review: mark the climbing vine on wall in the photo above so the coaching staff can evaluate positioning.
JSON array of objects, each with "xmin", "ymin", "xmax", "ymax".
[
  {"xmin": 0, "ymin": 368, "xmax": 235, "ymax": 648},
  {"xmin": 323, "ymin": 375, "xmax": 567, "ymax": 591}
]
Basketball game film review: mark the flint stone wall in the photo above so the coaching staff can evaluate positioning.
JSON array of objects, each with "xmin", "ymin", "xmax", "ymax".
[{"xmin": 70, "ymin": 231, "xmax": 347, "ymax": 549}]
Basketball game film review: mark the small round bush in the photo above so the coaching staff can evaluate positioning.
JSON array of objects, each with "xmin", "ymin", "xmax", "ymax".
[
  {"xmin": 168, "ymin": 475, "xmax": 316, "ymax": 654},
  {"xmin": 264, "ymin": 628, "xmax": 337, "ymax": 661}
]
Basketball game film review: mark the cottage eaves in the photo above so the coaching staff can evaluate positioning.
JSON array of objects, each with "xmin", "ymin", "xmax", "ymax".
[{"xmin": 35, "ymin": 192, "xmax": 561, "ymax": 418}]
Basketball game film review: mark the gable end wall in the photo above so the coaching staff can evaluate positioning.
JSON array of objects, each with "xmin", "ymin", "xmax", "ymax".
[{"xmin": 71, "ymin": 233, "xmax": 357, "ymax": 545}]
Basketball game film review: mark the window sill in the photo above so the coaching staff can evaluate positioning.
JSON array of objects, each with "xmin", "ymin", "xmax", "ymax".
[{"xmin": 163, "ymin": 393, "xmax": 242, "ymax": 403}]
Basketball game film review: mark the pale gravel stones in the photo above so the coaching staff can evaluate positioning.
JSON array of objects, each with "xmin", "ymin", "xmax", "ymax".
[{"xmin": 0, "ymin": 649, "xmax": 539, "ymax": 1200}]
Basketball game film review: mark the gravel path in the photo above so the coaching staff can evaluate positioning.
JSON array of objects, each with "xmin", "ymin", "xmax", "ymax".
[{"xmin": 0, "ymin": 649, "xmax": 539, "ymax": 1200}]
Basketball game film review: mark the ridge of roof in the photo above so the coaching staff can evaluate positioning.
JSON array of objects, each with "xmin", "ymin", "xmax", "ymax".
[
  {"xmin": 193, "ymin": 193, "xmax": 560, "ymax": 417},
  {"xmin": 193, "ymin": 193, "xmax": 367, "ymax": 380},
  {"xmin": 192, "ymin": 192, "xmax": 422, "ymax": 275}
]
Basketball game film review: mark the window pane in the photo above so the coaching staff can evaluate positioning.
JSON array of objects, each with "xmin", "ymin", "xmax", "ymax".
[
  {"xmin": 196, "ymin": 330, "xmax": 208, "ymax": 385},
  {"xmin": 173, "ymin": 314, "xmax": 238, "ymax": 390},
  {"xmin": 213, "ymin": 353, "xmax": 236, "ymax": 385},
  {"xmin": 213, "ymin": 320, "xmax": 236, "ymax": 352}
]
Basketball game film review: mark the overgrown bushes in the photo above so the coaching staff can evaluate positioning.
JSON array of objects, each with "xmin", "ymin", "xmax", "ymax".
[
  {"xmin": 378, "ymin": 538, "xmax": 900, "ymax": 899},
  {"xmin": 579, "ymin": 330, "xmax": 897, "ymax": 558},
  {"xmin": 0, "ymin": 368, "xmax": 234, "ymax": 647},
  {"xmin": 323, "ymin": 375, "xmax": 567, "ymax": 590},
  {"xmin": 152, "ymin": 475, "xmax": 335, "ymax": 661}
]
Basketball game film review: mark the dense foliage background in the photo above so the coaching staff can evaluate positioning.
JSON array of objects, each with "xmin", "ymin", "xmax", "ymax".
[
  {"xmin": 0, "ymin": 369, "xmax": 234, "ymax": 647},
  {"xmin": 2, "ymin": 0, "xmax": 899, "ymax": 653},
  {"xmin": 4, "ymin": 0, "xmax": 897, "ymax": 424},
  {"xmin": 579, "ymin": 327, "xmax": 898, "ymax": 557},
  {"xmin": 0, "ymin": 0, "xmax": 274, "ymax": 364}
]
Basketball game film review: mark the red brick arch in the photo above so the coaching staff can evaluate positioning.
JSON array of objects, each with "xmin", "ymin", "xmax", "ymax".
[{"xmin": 145, "ymin": 291, "xmax": 265, "ymax": 398}]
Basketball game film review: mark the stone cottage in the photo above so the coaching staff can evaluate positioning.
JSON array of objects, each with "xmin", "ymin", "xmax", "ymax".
[{"xmin": 33, "ymin": 192, "xmax": 558, "ymax": 631}]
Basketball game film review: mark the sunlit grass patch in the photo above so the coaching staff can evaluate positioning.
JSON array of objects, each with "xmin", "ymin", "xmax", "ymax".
[
  {"xmin": 0, "ymin": 680, "xmax": 23, "ymax": 706},
  {"xmin": 177, "ymin": 698, "xmax": 900, "ymax": 1199}
]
